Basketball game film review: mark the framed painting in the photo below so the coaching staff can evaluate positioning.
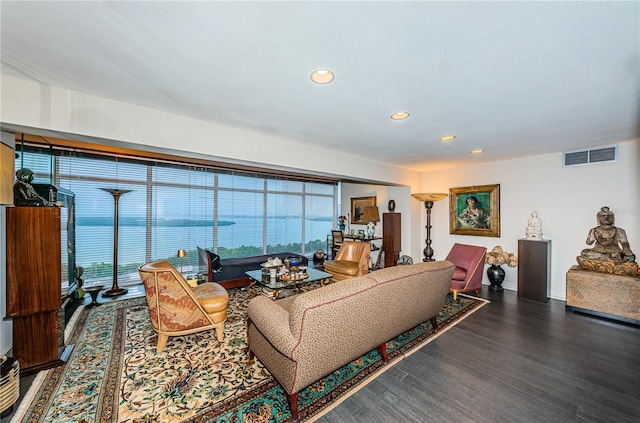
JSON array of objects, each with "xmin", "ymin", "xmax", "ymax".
[
  {"xmin": 449, "ymin": 184, "xmax": 500, "ymax": 237},
  {"xmin": 350, "ymin": 196, "xmax": 376, "ymax": 224}
]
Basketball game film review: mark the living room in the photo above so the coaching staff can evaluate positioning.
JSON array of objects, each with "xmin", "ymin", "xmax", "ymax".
[{"xmin": 0, "ymin": 2, "xmax": 639, "ymax": 422}]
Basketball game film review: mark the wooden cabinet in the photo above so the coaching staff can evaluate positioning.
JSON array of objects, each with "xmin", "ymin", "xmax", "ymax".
[
  {"xmin": 0, "ymin": 141, "xmax": 14, "ymax": 204},
  {"xmin": 6, "ymin": 207, "xmax": 72, "ymax": 374},
  {"xmin": 383, "ymin": 212, "xmax": 401, "ymax": 268},
  {"xmin": 517, "ymin": 239, "xmax": 551, "ymax": 302}
]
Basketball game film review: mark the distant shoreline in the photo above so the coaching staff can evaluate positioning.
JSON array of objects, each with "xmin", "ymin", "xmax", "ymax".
[{"xmin": 76, "ymin": 216, "xmax": 331, "ymax": 226}]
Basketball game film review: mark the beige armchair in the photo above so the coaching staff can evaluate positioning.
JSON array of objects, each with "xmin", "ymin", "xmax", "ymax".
[
  {"xmin": 323, "ymin": 240, "xmax": 371, "ymax": 281},
  {"xmin": 138, "ymin": 259, "xmax": 229, "ymax": 353}
]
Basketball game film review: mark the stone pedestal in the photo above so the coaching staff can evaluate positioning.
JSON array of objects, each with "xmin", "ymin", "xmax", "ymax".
[{"xmin": 566, "ymin": 266, "xmax": 640, "ymax": 324}]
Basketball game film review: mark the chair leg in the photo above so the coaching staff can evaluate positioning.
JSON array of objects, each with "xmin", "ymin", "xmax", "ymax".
[
  {"xmin": 452, "ymin": 290, "xmax": 458, "ymax": 301},
  {"xmin": 475, "ymin": 289, "xmax": 481, "ymax": 297},
  {"xmin": 215, "ymin": 323, "xmax": 225, "ymax": 342},
  {"xmin": 157, "ymin": 333, "xmax": 169, "ymax": 353}
]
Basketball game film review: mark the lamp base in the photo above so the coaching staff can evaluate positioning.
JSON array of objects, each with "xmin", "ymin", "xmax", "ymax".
[
  {"xmin": 366, "ymin": 222, "xmax": 376, "ymax": 238},
  {"xmin": 102, "ymin": 287, "xmax": 128, "ymax": 297}
]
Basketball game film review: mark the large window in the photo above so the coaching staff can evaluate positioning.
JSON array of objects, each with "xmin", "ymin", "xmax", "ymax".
[{"xmin": 15, "ymin": 146, "xmax": 337, "ymax": 286}]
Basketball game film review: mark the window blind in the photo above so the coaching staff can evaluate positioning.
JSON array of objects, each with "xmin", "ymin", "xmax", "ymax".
[{"xmin": 15, "ymin": 145, "xmax": 337, "ymax": 287}]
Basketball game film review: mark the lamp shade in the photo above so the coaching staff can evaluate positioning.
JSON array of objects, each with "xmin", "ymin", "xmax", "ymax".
[
  {"xmin": 411, "ymin": 193, "xmax": 448, "ymax": 202},
  {"xmin": 362, "ymin": 205, "xmax": 380, "ymax": 223},
  {"xmin": 177, "ymin": 249, "xmax": 186, "ymax": 258}
]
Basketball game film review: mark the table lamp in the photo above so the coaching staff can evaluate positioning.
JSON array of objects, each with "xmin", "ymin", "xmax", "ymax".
[
  {"xmin": 177, "ymin": 249, "xmax": 186, "ymax": 273},
  {"xmin": 363, "ymin": 205, "xmax": 380, "ymax": 238},
  {"xmin": 411, "ymin": 193, "xmax": 448, "ymax": 261}
]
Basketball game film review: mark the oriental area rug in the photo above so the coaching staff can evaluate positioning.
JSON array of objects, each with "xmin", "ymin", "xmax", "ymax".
[{"xmin": 12, "ymin": 285, "xmax": 487, "ymax": 423}]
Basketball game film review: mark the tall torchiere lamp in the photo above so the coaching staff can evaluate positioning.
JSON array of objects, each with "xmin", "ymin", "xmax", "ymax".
[
  {"xmin": 100, "ymin": 188, "xmax": 132, "ymax": 297},
  {"xmin": 411, "ymin": 193, "xmax": 448, "ymax": 262}
]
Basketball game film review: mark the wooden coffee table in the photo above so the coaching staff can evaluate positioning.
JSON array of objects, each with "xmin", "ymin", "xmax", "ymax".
[{"xmin": 245, "ymin": 267, "xmax": 332, "ymax": 300}]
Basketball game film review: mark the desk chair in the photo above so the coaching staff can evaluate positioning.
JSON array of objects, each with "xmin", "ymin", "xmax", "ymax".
[{"xmin": 330, "ymin": 230, "xmax": 344, "ymax": 259}]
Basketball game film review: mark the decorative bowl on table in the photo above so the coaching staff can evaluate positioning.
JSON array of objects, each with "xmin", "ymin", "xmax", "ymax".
[
  {"xmin": 286, "ymin": 257, "xmax": 301, "ymax": 267},
  {"xmin": 280, "ymin": 272, "xmax": 309, "ymax": 281}
]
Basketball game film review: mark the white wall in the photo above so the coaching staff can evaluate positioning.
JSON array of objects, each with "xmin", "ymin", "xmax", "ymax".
[
  {"xmin": 420, "ymin": 140, "xmax": 640, "ymax": 300},
  {"xmin": 0, "ymin": 73, "xmax": 421, "ymax": 188}
]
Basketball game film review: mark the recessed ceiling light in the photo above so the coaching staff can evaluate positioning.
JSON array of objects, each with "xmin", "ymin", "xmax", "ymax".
[
  {"xmin": 391, "ymin": 112, "xmax": 410, "ymax": 120},
  {"xmin": 470, "ymin": 149, "xmax": 485, "ymax": 154},
  {"xmin": 310, "ymin": 69, "xmax": 334, "ymax": 84},
  {"xmin": 440, "ymin": 135, "xmax": 456, "ymax": 142}
]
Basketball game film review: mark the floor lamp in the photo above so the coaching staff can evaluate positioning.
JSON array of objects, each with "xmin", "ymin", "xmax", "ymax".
[
  {"xmin": 100, "ymin": 188, "xmax": 132, "ymax": 297},
  {"xmin": 412, "ymin": 193, "xmax": 448, "ymax": 262}
]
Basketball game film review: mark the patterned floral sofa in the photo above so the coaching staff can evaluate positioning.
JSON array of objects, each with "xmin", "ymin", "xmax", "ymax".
[{"xmin": 246, "ymin": 260, "xmax": 455, "ymax": 420}]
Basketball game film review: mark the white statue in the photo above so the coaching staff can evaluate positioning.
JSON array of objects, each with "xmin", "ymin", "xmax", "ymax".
[{"xmin": 526, "ymin": 211, "xmax": 543, "ymax": 240}]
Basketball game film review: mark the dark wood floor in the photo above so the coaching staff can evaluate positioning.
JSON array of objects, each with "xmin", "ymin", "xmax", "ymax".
[
  {"xmin": 317, "ymin": 287, "xmax": 640, "ymax": 423},
  {"xmin": 4, "ymin": 286, "xmax": 639, "ymax": 423}
]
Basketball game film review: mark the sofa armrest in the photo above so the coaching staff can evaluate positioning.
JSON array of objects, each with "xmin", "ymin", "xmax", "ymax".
[{"xmin": 247, "ymin": 296, "xmax": 297, "ymax": 356}]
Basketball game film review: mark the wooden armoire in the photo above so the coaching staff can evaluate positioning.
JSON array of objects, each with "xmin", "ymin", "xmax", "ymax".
[
  {"xmin": 382, "ymin": 212, "xmax": 401, "ymax": 268},
  {"xmin": 5, "ymin": 207, "xmax": 73, "ymax": 375}
]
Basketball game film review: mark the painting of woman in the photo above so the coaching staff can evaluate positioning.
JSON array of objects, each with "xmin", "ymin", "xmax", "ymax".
[{"xmin": 457, "ymin": 195, "xmax": 490, "ymax": 229}]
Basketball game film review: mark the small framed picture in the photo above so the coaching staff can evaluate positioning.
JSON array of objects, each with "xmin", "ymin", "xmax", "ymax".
[
  {"xmin": 351, "ymin": 196, "xmax": 376, "ymax": 224},
  {"xmin": 357, "ymin": 229, "xmax": 365, "ymax": 237},
  {"xmin": 449, "ymin": 184, "xmax": 500, "ymax": 237}
]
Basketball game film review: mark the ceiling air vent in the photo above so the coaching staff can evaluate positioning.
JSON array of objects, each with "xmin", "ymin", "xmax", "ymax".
[{"xmin": 563, "ymin": 145, "xmax": 617, "ymax": 167}]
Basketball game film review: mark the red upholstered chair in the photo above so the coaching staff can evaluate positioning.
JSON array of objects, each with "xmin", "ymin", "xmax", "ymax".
[{"xmin": 445, "ymin": 243, "xmax": 487, "ymax": 300}]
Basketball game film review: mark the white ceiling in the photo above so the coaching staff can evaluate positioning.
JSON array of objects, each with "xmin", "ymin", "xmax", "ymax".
[{"xmin": 1, "ymin": 1, "xmax": 638, "ymax": 172}]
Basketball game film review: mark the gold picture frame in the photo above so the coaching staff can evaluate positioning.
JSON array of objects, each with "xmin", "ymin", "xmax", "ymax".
[
  {"xmin": 350, "ymin": 196, "xmax": 376, "ymax": 224},
  {"xmin": 449, "ymin": 184, "xmax": 500, "ymax": 237}
]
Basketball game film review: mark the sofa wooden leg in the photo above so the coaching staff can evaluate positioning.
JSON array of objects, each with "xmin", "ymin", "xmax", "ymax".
[
  {"xmin": 287, "ymin": 391, "xmax": 299, "ymax": 421},
  {"xmin": 452, "ymin": 290, "xmax": 458, "ymax": 301},
  {"xmin": 377, "ymin": 343, "xmax": 389, "ymax": 363},
  {"xmin": 430, "ymin": 317, "xmax": 438, "ymax": 332}
]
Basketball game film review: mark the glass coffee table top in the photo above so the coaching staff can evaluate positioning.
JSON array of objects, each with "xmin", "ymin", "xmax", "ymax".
[{"xmin": 245, "ymin": 267, "xmax": 333, "ymax": 300}]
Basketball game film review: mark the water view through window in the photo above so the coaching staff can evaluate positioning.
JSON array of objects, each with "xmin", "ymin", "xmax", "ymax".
[{"xmin": 16, "ymin": 146, "xmax": 337, "ymax": 287}]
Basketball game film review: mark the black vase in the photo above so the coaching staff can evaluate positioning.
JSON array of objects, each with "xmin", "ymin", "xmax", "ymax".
[{"xmin": 487, "ymin": 264, "xmax": 505, "ymax": 292}]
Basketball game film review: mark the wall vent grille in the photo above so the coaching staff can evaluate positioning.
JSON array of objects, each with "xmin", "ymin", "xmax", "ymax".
[{"xmin": 563, "ymin": 145, "xmax": 617, "ymax": 167}]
